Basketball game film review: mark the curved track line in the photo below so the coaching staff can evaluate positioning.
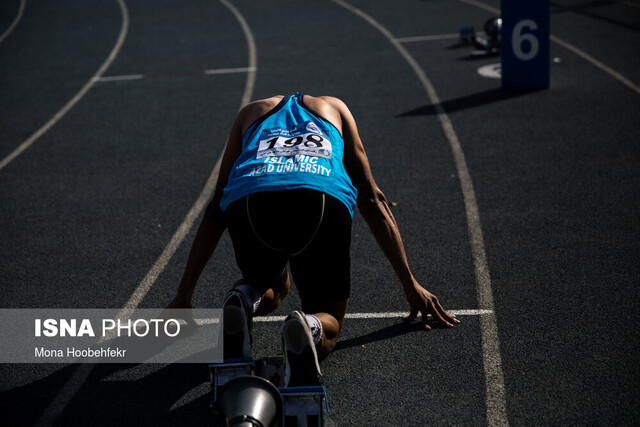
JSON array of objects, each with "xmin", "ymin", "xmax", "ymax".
[
  {"xmin": 122, "ymin": 0, "xmax": 257, "ymax": 311},
  {"xmin": 33, "ymin": 1, "xmax": 256, "ymax": 425},
  {"xmin": 456, "ymin": 0, "xmax": 640, "ymax": 95},
  {"xmin": 0, "ymin": 0, "xmax": 129, "ymax": 172},
  {"xmin": 550, "ymin": 34, "xmax": 640, "ymax": 95},
  {"xmin": 330, "ymin": 1, "xmax": 509, "ymax": 425},
  {"xmin": 219, "ymin": 0, "xmax": 257, "ymax": 109},
  {"xmin": 0, "ymin": 0, "xmax": 26, "ymax": 44}
]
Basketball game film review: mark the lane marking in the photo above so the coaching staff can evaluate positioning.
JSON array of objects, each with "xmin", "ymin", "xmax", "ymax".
[
  {"xmin": 220, "ymin": 0, "xmax": 257, "ymax": 110},
  {"xmin": 550, "ymin": 35, "xmax": 640, "ymax": 95},
  {"xmin": 169, "ymin": 382, "xmax": 210, "ymax": 412},
  {"xmin": 92, "ymin": 73, "xmax": 144, "ymax": 82},
  {"xmin": 330, "ymin": 1, "xmax": 509, "ymax": 425},
  {"xmin": 478, "ymin": 63, "xmax": 502, "ymax": 79},
  {"xmin": 0, "ymin": 0, "xmax": 129, "ymax": 173},
  {"xmin": 109, "ymin": 309, "xmax": 492, "ymax": 411},
  {"xmin": 456, "ymin": 0, "xmax": 498, "ymax": 14},
  {"xmin": 254, "ymin": 309, "xmax": 493, "ymax": 323},
  {"xmin": 31, "ymin": 2, "xmax": 129, "ymax": 426},
  {"xmin": 189, "ymin": 309, "xmax": 494, "ymax": 324},
  {"xmin": 92, "ymin": 66, "xmax": 256, "ymax": 83},
  {"xmin": 121, "ymin": 0, "xmax": 257, "ymax": 312},
  {"xmin": 395, "ymin": 33, "xmax": 460, "ymax": 43},
  {"xmin": 34, "ymin": 1, "xmax": 257, "ymax": 426},
  {"xmin": 456, "ymin": 0, "xmax": 640, "ymax": 95},
  {"xmin": 0, "ymin": 0, "xmax": 26, "ymax": 44},
  {"xmin": 395, "ymin": 32, "xmax": 487, "ymax": 44}
]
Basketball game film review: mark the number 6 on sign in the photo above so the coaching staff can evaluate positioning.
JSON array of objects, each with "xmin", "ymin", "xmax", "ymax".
[
  {"xmin": 501, "ymin": 0, "xmax": 549, "ymax": 89},
  {"xmin": 512, "ymin": 19, "xmax": 539, "ymax": 61}
]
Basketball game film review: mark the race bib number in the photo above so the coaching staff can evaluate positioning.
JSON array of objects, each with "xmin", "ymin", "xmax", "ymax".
[{"xmin": 257, "ymin": 122, "xmax": 332, "ymax": 159}]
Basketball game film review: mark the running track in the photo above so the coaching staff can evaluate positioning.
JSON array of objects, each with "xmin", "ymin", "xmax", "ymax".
[{"xmin": 1, "ymin": 0, "xmax": 638, "ymax": 425}]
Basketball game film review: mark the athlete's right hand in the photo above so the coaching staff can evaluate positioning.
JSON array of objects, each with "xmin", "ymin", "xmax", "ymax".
[
  {"xmin": 403, "ymin": 283, "xmax": 459, "ymax": 330},
  {"xmin": 163, "ymin": 294, "xmax": 198, "ymax": 327}
]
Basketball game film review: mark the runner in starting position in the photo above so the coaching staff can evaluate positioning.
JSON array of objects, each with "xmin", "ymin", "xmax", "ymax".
[{"xmin": 168, "ymin": 93, "xmax": 459, "ymax": 386}]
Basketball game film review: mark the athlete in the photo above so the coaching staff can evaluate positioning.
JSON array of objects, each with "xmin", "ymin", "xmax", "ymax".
[{"xmin": 167, "ymin": 93, "xmax": 459, "ymax": 386}]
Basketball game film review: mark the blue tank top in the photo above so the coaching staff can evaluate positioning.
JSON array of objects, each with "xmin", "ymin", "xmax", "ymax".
[{"xmin": 220, "ymin": 93, "xmax": 358, "ymax": 216}]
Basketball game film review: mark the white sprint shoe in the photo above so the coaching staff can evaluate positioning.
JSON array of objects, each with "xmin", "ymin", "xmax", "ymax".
[{"xmin": 281, "ymin": 311, "xmax": 323, "ymax": 387}]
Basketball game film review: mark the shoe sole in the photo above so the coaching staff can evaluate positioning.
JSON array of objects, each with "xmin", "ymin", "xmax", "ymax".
[
  {"xmin": 283, "ymin": 312, "xmax": 322, "ymax": 386},
  {"xmin": 223, "ymin": 292, "xmax": 251, "ymax": 359},
  {"xmin": 223, "ymin": 305, "xmax": 245, "ymax": 335}
]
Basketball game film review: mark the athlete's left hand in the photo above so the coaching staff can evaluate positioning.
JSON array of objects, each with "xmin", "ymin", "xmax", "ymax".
[{"xmin": 403, "ymin": 284, "xmax": 460, "ymax": 330}]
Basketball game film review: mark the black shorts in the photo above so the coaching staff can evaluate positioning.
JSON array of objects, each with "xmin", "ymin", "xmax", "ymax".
[{"xmin": 224, "ymin": 189, "xmax": 352, "ymax": 312}]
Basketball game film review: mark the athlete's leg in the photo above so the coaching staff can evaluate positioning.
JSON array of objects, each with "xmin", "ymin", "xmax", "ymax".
[
  {"xmin": 231, "ymin": 269, "xmax": 291, "ymax": 316},
  {"xmin": 310, "ymin": 299, "xmax": 349, "ymax": 359},
  {"xmin": 225, "ymin": 196, "xmax": 291, "ymax": 315},
  {"xmin": 289, "ymin": 193, "xmax": 353, "ymax": 360}
]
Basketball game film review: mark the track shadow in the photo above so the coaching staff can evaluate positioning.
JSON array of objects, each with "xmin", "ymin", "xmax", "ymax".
[
  {"xmin": 0, "ymin": 361, "xmax": 217, "ymax": 426},
  {"xmin": 396, "ymin": 87, "xmax": 544, "ymax": 117},
  {"xmin": 335, "ymin": 318, "xmax": 449, "ymax": 352}
]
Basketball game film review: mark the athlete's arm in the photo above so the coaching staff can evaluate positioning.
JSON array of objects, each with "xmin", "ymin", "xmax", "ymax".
[
  {"xmin": 334, "ymin": 97, "xmax": 459, "ymax": 330},
  {"xmin": 168, "ymin": 96, "xmax": 288, "ymax": 311},
  {"xmin": 167, "ymin": 107, "xmax": 245, "ymax": 310}
]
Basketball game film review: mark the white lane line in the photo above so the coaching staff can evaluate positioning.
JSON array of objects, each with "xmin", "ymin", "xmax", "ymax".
[
  {"xmin": 92, "ymin": 73, "xmax": 144, "ymax": 82},
  {"xmin": 219, "ymin": 0, "xmax": 257, "ymax": 108},
  {"xmin": 255, "ymin": 309, "xmax": 493, "ymax": 323},
  {"xmin": 92, "ymin": 66, "xmax": 256, "ymax": 83},
  {"xmin": 0, "ymin": 0, "xmax": 129, "ymax": 173},
  {"xmin": 188, "ymin": 309, "xmax": 493, "ymax": 325},
  {"xmin": 0, "ymin": 0, "xmax": 26, "ymax": 44},
  {"xmin": 31, "ymin": 3, "xmax": 129, "ymax": 427},
  {"xmin": 169, "ymin": 382, "xmax": 210, "ymax": 412},
  {"xmin": 120, "ymin": 0, "xmax": 258, "ymax": 312},
  {"xmin": 190, "ymin": 309, "xmax": 493, "ymax": 324},
  {"xmin": 203, "ymin": 66, "xmax": 256, "ymax": 76},
  {"xmin": 395, "ymin": 33, "xmax": 460, "ymax": 43},
  {"xmin": 330, "ymin": 1, "xmax": 509, "ymax": 426},
  {"xmin": 550, "ymin": 35, "xmax": 640, "ymax": 95},
  {"xmin": 456, "ymin": 0, "xmax": 640, "ymax": 96},
  {"xmin": 34, "ymin": 1, "xmax": 257, "ymax": 426},
  {"xmin": 395, "ymin": 32, "xmax": 486, "ymax": 44},
  {"xmin": 456, "ymin": 0, "xmax": 498, "ymax": 14}
]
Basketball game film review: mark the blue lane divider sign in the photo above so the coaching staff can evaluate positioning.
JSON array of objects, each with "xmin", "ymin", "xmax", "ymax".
[{"xmin": 501, "ymin": 0, "xmax": 550, "ymax": 89}]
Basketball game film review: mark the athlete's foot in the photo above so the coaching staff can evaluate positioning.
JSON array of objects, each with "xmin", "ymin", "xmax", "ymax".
[
  {"xmin": 282, "ymin": 311, "xmax": 323, "ymax": 387},
  {"xmin": 223, "ymin": 289, "xmax": 252, "ymax": 359}
]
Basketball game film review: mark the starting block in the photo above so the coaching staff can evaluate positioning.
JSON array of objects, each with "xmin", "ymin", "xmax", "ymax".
[
  {"xmin": 459, "ymin": 26, "xmax": 476, "ymax": 45},
  {"xmin": 209, "ymin": 357, "xmax": 255, "ymax": 413},
  {"xmin": 209, "ymin": 356, "xmax": 329, "ymax": 426},
  {"xmin": 280, "ymin": 386, "xmax": 328, "ymax": 427}
]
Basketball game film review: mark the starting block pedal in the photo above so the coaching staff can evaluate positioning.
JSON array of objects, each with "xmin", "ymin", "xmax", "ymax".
[
  {"xmin": 209, "ymin": 356, "xmax": 330, "ymax": 426},
  {"xmin": 209, "ymin": 357, "xmax": 255, "ymax": 412},
  {"xmin": 279, "ymin": 386, "xmax": 328, "ymax": 427}
]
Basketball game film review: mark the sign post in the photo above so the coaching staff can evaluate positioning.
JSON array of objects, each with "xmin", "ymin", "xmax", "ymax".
[{"xmin": 501, "ymin": 0, "xmax": 550, "ymax": 89}]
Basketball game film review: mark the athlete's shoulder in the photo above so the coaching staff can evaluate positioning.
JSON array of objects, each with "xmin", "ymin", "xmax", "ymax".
[
  {"xmin": 237, "ymin": 95, "xmax": 286, "ymax": 134},
  {"xmin": 302, "ymin": 95, "xmax": 349, "ymax": 133},
  {"xmin": 305, "ymin": 95, "xmax": 348, "ymax": 112}
]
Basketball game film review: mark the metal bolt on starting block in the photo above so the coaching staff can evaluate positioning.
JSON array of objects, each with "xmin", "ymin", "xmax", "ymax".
[
  {"xmin": 279, "ymin": 386, "xmax": 329, "ymax": 427},
  {"xmin": 209, "ymin": 357, "xmax": 255, "ymax": 412}
]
